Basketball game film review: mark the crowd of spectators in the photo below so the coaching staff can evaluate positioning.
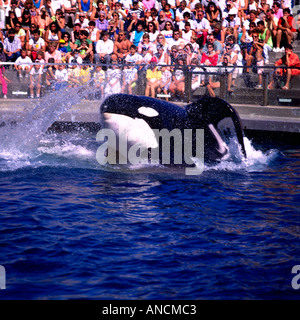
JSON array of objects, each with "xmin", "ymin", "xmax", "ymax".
[{"xmin": 0, "ymin": 0, "xmax": 299, "ymax": 99}]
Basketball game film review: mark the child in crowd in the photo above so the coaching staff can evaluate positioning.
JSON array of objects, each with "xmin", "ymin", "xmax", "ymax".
[
  {"xmin": 122, "ymin": 63, "xmax": 138, "ymax": 95},
  {"xmin": 57, "ymin": 39, "xmax": 68, "ymax": 62},
  {"xmin": 67, "ymin": 58, "xmax": 81, "ymax": 88},
  {"xmin": 29, "ymin": 63, "xmax": 43, "ymax": 98},
  {"xmin": 246, "ymin": 32, "xmax": 264, "ymax": 89},
  {"xmin": 14, "ymin": 49, "xmax": 32, "ymax": 79},
  {"xmin": 79, "ymin": 63, "xmax": 92, "ymax": 86},
  {"xmin": 93, "ymin": 64, "xmax": 105, "ymax": 97},
  {"xmin": 145, "ymin": 56, "xmax": 161, "ymax": 98},
  {"xmin": 54, "ymin": 64, "xmax": 68, "ymax": 91},
  {"xmin": 104, "ymin": 61, "xmax": 122, "ymax": 97},
  {"xmin": 45, "ymin": 57, "xmax": 56, "ymax": 91},
  {"xmin": 190, "ymin": 58, "xmax": 202, "ymax": 92},
  {"xmin": 157, "ymin": 63, "xmax": 172, "ymax": 101}
]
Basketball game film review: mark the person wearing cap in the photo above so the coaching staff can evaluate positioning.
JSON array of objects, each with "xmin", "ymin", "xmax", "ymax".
[
  {"xmin": 145, "ymin": 56, "xmax": 162, "ymax": 98},
  {"xmin": 222, "ymin": 7, "xmax": 241, "ymax": 41},
  {"xmin": 95, "ymin": 31, "xmax": 114, "ymax": 67}
]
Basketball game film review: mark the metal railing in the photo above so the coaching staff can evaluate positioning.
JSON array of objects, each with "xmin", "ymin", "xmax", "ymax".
[{"xmin": 1, "ymin": 61, "xmax": 299, "ymax": 106}]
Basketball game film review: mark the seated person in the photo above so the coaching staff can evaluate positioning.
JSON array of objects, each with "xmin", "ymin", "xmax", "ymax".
[
  {"xmin": 3, "ymin": 29, "xmax": 22, "ymax": 63},
  {"xmin": 268, "ymin": 44, "xmax": 300, "ymax": 90},
  {"xmin": 14, "ymin": 49, "xmax": 32, "ymax": 78}
]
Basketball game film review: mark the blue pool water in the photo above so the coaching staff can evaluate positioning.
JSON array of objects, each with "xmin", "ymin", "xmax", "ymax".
[{"xmin": 0, "ymin": 93, "xmax": 299, "ymax": 300}]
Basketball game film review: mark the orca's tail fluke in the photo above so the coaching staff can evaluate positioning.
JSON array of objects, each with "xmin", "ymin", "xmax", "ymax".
[{"xmin": 186, "ymin": 97, "xmax": 247, "ymax": 159}]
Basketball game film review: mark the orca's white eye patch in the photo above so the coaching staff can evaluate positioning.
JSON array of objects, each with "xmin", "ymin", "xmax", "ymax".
[{"xmin": 138, "ymin": 107, "xmax": 159, "ymax": 117}]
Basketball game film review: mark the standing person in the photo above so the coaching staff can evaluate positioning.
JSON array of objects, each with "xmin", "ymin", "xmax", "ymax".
[
  {"xmin": 145, "ymin": 56, "xmax": 161, "ymax": 98},
  {"xmin": 93, "ymin": 64, "xmax": 105, "ymax": 97},
  {"xmin": 3, "ymin": 29, "xmax": 22, "ymax": 63},
  {"xmin": 0, "ymin": 56, "xmax": 9, "ymax": 98},
  {"xmin": 54, "ymin": 63, "xmax": 68, "ymax": 90},
  {"xmin": 122, "ymin": 63, "xmax": 138, "ymax": 94},
  {"xmin": 169, "ymin": 58, "xmax": 186, "ymax": 100},
  {"xmin": 104, "ymin": 60, "xmax": 122, "ymax": 97},
  {"xmin": 157, "ymin": 63, "xmax": 171, "ymax": 101},
  {"xmin": 29, "ymin": 62, "xmax": 43, "ymax": 98},
  {"xmin": 268, "ymin": 45, "xmax": 300, "ymax": 90},
  {"xmin": 88, "ymin": 20, "xmax": 101, "ymax": 52}
]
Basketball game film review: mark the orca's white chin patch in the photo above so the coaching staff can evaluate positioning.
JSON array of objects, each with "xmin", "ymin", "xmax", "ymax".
[{"xmin": 102, "ymin": 113, "xmax": 159, "ymax": 149}]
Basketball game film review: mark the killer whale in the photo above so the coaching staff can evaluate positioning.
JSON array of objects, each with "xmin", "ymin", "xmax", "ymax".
[{"xmin": 99, "ymin": 94, "xmax": 246, "ymax": 167}]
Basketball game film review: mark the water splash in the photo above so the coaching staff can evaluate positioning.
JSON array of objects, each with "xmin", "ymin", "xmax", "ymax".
[{"xmin": 0, "ymin": 88, "xmax": 276, "ymax": 173}]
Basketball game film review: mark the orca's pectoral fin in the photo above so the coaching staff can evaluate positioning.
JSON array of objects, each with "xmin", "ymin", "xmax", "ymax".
[{"xmin": 186, "ymin": 97, "xmax": 247, "ymax": 159}]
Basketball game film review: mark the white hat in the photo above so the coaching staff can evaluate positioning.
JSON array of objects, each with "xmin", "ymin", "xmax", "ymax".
[{"xmin": 228, "ymin": 7, "xmax": 238, "ymax": 15}]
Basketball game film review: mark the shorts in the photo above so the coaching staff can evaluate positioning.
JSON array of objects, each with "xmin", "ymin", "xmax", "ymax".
[{"xmin": 257, "ymin": 59, "xmax": 264, "ymax": 75}]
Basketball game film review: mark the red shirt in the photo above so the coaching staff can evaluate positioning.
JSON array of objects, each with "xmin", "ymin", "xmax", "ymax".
[{"xmin": 278, "ymin": 15, "xmax": 296, "ymax": 32}]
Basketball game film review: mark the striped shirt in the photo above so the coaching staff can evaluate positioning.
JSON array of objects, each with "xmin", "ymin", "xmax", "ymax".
[{"xmin": 3, "ymin": 36, "xmax": 21, "ymax": 53}]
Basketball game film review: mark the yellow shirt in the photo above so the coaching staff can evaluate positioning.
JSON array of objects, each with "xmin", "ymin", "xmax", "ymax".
[
  {"xmin": 146, "ymin": 68, "xmax": 162, "ymax": 81},
  {"xmin": 79, "ymin": 67, "xmax": 92, "ymax": 84}
]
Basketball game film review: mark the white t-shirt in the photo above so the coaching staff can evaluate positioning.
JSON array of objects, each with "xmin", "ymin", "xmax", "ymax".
[
  {"xmin": 29, "ymin": 38, "xmax": 46, "ymax": 50},
  {"xmin": 15, "ymin": 56, "xmax": 33, "ymax": 69},
  {"xmin": 195, "ymin": 17, "xmax": 210, "ymax": 35}
]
